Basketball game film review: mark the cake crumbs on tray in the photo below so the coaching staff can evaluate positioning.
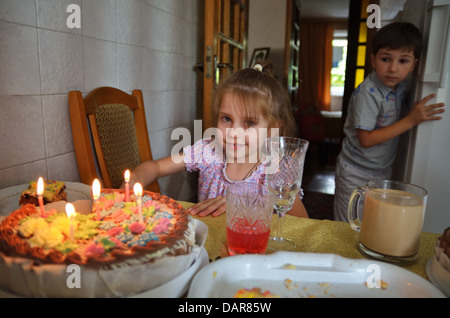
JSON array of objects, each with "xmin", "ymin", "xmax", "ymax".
[
  {"xmin": 233, "ymin": 288, "xmax": 280, "ymax": 298},
  {"xmin": 284, "ymin": 278, "xmax": 298, "ymax": 289},
  {"xmin": 364, "ymin": 279, "xmax": 389, "ymax": 289},
  {"xmin": 282, "ymin": 263, "xmax": 297, "ymax": 270}
]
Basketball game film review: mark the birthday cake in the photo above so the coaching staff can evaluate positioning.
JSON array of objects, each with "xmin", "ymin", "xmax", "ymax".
[
  {"xmin": 428, "ymin": 227, "xmax": 450, "ymax": 296},
  {"xmin": 19, "ymin": 180, "xmax": 67, "ymax": 206},
  {"xmin": 0, "ymin": 189, "xmax": 198, "ymax": 297}
]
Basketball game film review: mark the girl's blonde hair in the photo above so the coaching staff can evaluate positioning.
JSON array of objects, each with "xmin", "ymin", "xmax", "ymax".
[{"xmin": 212, "ymin": 62, "xmax": 297, "ymax": 137}]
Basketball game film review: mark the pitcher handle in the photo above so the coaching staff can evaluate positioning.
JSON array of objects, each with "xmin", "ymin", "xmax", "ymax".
[{"xmin": 348, "ymin": 186, "xmax": 365, "ymax": 232}]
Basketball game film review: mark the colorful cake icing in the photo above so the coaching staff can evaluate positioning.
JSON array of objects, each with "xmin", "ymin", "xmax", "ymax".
[
  {"xmin": 0, "ymin": 189, "xmax": 199, "ymax": 297},
  {"xmin": 19, "ymin": 180, "xmax": 67, "ymax": 206},
  {"xmin": 1, "ymin": 189, "xmax": 193, "ymax": 267}
]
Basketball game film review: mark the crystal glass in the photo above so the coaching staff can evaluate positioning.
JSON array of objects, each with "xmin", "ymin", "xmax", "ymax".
[
  {"xmin": 265, "ymin": 136, "xmax": 309, "ymax": 251},
  {"xmin": 226, "ymin": 183, "xmax": 274, "ymax": 255}
]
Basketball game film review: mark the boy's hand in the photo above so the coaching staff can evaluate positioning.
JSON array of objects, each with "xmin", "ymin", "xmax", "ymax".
[
  {"xmin": 408, "ymin": 93, "xmax": 445, "ymax": 125},
  {"xmin": 188, "ymin": 196, "xmax": 226, "ymax": 217}
]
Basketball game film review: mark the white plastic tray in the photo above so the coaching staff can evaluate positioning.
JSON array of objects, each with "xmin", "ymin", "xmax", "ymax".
[{"xmin": 188, "ymin": 251, "xmax": 446, "ymax": 298}]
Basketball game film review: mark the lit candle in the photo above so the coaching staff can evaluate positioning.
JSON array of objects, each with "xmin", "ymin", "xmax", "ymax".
[
  {"xmin": 134, "ymin": 182, "xmax": 143, "ymax": 223},
  {"xmin": 124, "ymin": 170, "xmax": 130, "ymax": 202},
  {"xmin": 37, "ymin": 177, "xmax": 46, "ymax": 217},
  {"xmin": 65, "ymin": 203, "xmax": 76, "ymax": 241},
  {"xmin": 92, "ymin": 178, "xmax": 101, "ymax": 220}
]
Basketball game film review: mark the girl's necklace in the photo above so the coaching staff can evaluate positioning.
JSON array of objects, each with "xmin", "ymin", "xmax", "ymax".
[{"xmin": 242, "ymin": 159, "xmax": 260, "ymax": 180}]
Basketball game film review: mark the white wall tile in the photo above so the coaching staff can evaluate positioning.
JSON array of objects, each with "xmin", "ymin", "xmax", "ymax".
[
  {"xmin": 117, "ymin": 44, "xmax": 142, "ymax": 91},
  {"xmin": 145, "ymin": 0, "xmax": 194, "ymax": 22},
  {"xmin": 42, "ymin": 95, "xmax": 75, "ymax": 157},
  {"xmin": 0, "ymin": 160, "xmax": 48, "ymax": 190},
  {"xmin": 176, "ymin": 19, "xmax": 195, "ymax": 57},
  {"xmin": 0, "ymin": 95, "xmax": 45, "ymax": 169},
  {"xmin": 83, "ymin": 37, "xmax": 117, "ymax": 92},
  {"xmin": 148, "ymin": 129, "xmax": 167, "ymax": 160},
  {"xmin": 116, "ymin": 0, "xmax": 142, "ymax": 45},
  {"xmin": 142, "ymin": 90, "xmax": 166, "ymax": 132},
  {"xmin": 38, "ymin": 29, "xmax": 84, "ymax": 94},
  {"xmin": 47, "ymin": 153, "xmax": 80, "ymax": 182},
  {"xmin": 0, "ymin": 21, "xmax": 41, "ymax": 95},
  {"xmin": 0, "ymin": 0, "xmax": 37, "ymax": 27},
  {"xmin": 165, "ymin": 53, "xmax": 196, "ymax": 90},
  {"xmin": 164, "ymin": 14, "xmax": 183, "ymax": 54},
  {"xmin": 164, "ymin": 90, "xmax": 194, "ymax": 128},
  {"xmin": 142, "ymin": 49, "xmax": 167, "ymax": 91},
  {"xmin": 141, "ymin": 3, "xmax": 168, "ymax": 51},
  {"xmin": 142, "ymin": 0, "xmax": 165, "ymax": 14},
  {"xmin": 36, "ymin": 0, "xmax": 82, "ymax": 34},
  {"xmin": 82, "ymin": 0, "xmax": 116, "ymax": 42}
]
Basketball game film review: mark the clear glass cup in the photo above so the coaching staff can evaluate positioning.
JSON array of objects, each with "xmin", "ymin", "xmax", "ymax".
[{"xmin": 226, "ymin": 183, "xmax": 274, "ymax": 255}]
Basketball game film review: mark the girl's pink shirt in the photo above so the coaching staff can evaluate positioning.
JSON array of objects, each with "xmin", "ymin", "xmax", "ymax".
[{"xmin": 183, "ymin": 139, "xmax": 267, "ymax": 201}]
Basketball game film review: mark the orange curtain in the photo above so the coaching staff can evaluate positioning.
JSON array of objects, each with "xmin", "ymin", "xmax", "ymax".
[{"xmin": 298, "ymin": 21, "xmax": 334, "ymax": 111}]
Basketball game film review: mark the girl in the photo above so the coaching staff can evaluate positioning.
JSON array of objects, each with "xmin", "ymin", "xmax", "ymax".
[{"xmin": 127, "ymin": 63, "xmax": 308, "ymax": 218}]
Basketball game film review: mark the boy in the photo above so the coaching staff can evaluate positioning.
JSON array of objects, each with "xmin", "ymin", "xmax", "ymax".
[{"xmin": 334, "ymin": 22, "xmax": 445, "ymax": 222}]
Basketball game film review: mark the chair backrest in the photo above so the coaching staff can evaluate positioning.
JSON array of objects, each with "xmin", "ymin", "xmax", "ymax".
[{"xmin": 69, "ymin": 87, "xmax": 160, "ymax": 192}]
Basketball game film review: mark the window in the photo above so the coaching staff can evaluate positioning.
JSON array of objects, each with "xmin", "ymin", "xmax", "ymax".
[{"xmin": 330, "ymin": 33, "xmax": 347, "ymax": 112}]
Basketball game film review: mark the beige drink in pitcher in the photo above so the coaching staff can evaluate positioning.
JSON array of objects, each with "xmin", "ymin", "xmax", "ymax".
[
  {"xmin": 348, "ymin": 180, "xmax": 427, "ymax": 263},
  {"xmin": 360, "ymin": 189, "xmax": 425, "ymax": 257}
]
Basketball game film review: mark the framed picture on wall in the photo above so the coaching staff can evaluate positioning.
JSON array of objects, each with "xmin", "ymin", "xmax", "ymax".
[{"xmin": 249, "ymin": 47, "xmax": 270, "ymax": 67}]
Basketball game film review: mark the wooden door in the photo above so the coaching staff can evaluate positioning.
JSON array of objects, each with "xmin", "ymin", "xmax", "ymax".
[{"xmin": 202, "ymin": 0, "xmax": 249, "ymax": 130}]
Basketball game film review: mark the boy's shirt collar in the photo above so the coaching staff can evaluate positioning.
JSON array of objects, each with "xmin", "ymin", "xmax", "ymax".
[{"xmin": 369, "ymin": 71, "xmax": 406, "ymax": 97}]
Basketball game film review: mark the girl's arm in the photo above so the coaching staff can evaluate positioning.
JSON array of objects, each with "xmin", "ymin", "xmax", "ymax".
[
  {"xmin": 357, "ymin": 94, "xmax": 444, "ymax": 148},
  {"xmin": 287, "ymin": 195, "xmax": 309, "ymax": 218},
  {"xmin": 128, "ymin": 153, "xmax": 186, "ymax": 188},
  {"xmin": 190, "ymin": 192, "xmax": 309, "ymax": 218}
]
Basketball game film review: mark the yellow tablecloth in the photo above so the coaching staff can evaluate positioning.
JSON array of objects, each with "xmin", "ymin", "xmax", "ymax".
[{"xmin": 180, "ymin": 202, "xmax": 440, "ymax": 280}]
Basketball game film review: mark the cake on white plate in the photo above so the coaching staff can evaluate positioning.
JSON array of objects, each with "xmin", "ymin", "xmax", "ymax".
[{"xmin": 0, "ymin": 189, "xmax": 201, "ymax": 297}]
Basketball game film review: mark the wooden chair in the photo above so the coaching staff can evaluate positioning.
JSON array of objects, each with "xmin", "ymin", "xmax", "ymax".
[{"xmin": 69, "ymin": 87, "xmax": 160, "ymax": 192}]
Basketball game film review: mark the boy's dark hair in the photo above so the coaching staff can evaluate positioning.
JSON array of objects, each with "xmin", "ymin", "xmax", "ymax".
[{"xmin": 372, "ymin": 22, "xmax": 422, "ymax": 58}]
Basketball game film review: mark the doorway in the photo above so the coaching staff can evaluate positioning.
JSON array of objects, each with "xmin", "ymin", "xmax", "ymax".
[{"xmin": 296, "ymin": 1, "xmax": 351, "ymax": 220}]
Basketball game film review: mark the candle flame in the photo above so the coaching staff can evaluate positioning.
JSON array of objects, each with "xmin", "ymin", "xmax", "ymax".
[
  {"xmin": 65, "ymin": 203, "xmax": 76, "ymax": 218},
  {"xmin": 124, "ymin": 170, "xmax": 130, "ymax": 182},
  {"xmin": 134, "ymin": 182, "xmax": 143, "ymax": 197},
  {"xmin": 92, "ymin": 178, "xmax": 101, "ymax": 200},
  {"xmin": 37, "ymin": 177, "xmax": 44, "ymax": 196}
]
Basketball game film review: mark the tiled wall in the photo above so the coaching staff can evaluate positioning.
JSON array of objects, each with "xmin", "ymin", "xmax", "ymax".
[{"xmin": 0, "ymin": 0, "xmax": 202, "ymax": 202}]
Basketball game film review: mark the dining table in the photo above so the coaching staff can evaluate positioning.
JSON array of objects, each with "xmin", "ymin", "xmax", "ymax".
[
  {"xmin": 0, "ymin": 182, "xmax": 444, "ymax": 297},
  {"xmin": 180, "ymin": 201, "xmax": 441, "ymax": 281}
]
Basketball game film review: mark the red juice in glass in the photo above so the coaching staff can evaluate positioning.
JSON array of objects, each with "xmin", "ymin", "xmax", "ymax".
[{"xmin": 226, "ymin": 217, "xmax": 270, "ymax": 255}]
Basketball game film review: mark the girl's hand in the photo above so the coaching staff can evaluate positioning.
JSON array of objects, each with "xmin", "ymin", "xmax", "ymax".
[
  {"xmin": 188, "ymin": 196, "xmax": 226, "ymax": 217},
  {"xmin": 407, "ymin": 94, "xmax": 445, "ymax": 125}
]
